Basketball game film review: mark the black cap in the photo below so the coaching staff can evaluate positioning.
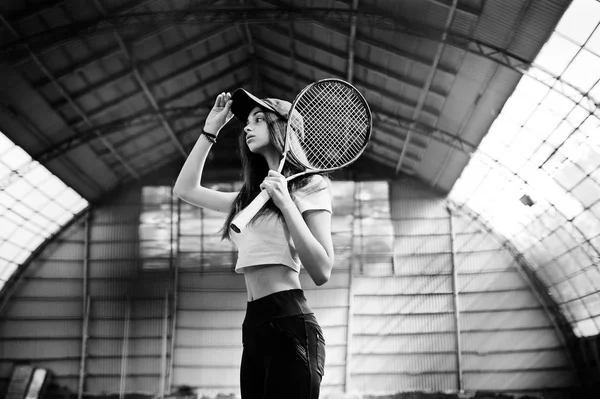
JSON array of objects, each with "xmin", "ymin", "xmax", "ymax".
[{"xmin": 230, "ymin": 88, "xmax": 292, "ymax": 121}]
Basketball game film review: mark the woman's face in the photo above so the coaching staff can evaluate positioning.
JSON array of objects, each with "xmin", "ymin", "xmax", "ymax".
[{"xmin": 244, "ymin": 106, "xmax": 273, "ymax": 154}]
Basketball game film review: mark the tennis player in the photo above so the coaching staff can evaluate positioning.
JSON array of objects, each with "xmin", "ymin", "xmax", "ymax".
[{"xmin": 173, "ymin": 90, "xmax": 334, "ymax": 398}]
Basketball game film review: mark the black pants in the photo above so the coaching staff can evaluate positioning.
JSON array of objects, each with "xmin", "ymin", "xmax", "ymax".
[{"xmin": 241, "ymin": 289, "xmax": 326, "ymax": 399}]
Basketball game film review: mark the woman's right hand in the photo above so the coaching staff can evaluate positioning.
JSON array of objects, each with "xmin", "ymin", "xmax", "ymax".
[{"xmin": 204, "ymin": 92, "xmax": 233, "ymax": 134}]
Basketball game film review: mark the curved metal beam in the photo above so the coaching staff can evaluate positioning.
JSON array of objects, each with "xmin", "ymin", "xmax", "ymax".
[
  {"xmin": 396, "ymin": 0, "xmax": 458, "ymax": 174},
  {"xmin": 4, "ymin": 6, "xmax": 592, "ymax": 115},
  {"xmin": 0, "ymin": 11, "xmax": 141, "ymax": 180},
  {"xmin": 92, "ymin": 0, "xmax": 186, "ymax": 158}
]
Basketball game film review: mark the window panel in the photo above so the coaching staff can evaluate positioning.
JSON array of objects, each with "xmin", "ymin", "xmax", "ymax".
[
  {"xmin": 552, "ymin": 279, "xmax": 581, "ymax": 303},
  {"xmin": 140, "ymin": 181, "xmax": 370, "ymax": 272},
  {"xmin": 536, "ymin": 34, "xmax": 581, "ymax": 75},
  {"xmin": 38, "ymin": 175, "xmax": 66, "ymax": 198},
  {"xmin": 500, "ymin": 92, "xmax": 540, "ymax": 126},
  {"xmin": 562, "ymin": 50, "xmax": 600, "ymax": 93},
  {"xmin": 570, "ymin": 271, "xmax": 599, "ymax": 297},
  {"xmin": 571, "ymin": 178, "xmax": 600, "ymax": 207},
  {"xmin": 587, "ymin": 25, "xmax": 600, "ymax": 55},
  {"xmin": 0, "ymin": 263, "xmax": 18, "ymax": 282},
  {"xmin": 577, "ymin": 143, "xmax": 600, "ymax": 174},
  {"xmin": 0, "ymin": 241, "xmax": 21, "ymax": 263},
  {"xmin": 590, "ymin": 92, "xmax": 600, "ymax": 124},
  {"xmin": 546, "ymin": 120, "xmax": 576, "ymax": 148},
  {"xmin": 572, "ymin": 211, "xmax": 600, "ymax": 237},
  {"xmin": 23, "ymin": 235, "xmax": 45, "ymax": 252},
  {"xmin": 2, "ymin": 146, "xmax": 31, "ymax": 169},
  {"xmin": 358, "ymin": 181, "xmax": 388, "ymax": 200},
  {"xmin": 555, "ymin": 0, "xmax": 600, "ymax": 46},
  {"xmin": 542, "ymin": 89, "xmax": 578, "ymax": 121},
  {"xmin": 22, "ymin": 163, "xmax": 51, "ymax": 186},
  {"xmin": 0, "ymin": 134, "xmax": 13, "ymax": 154},
  {"xmin": 479, "ymin": 114, "xmax": 521, "ymax": 150},
  {"xmin": 568, "ymin": 298, "xmax": 593, "ymax": 321},
  {"xmin": 523, "ymin": 107, "xmax": 563, "ymax": 140},
  {"xmin": 574, "ymin": 318, "xmax": 599, "ymax": 337},
  {"xmin": 554, "ymin": 161, "xmax": 586, "ymax": 190},
  {"xmin": 552, "ymin": 192, "xmax": 584, "ymax": 220},
  {"xmin": 525, "ymin": 142, "xmax": 555, "ymax": 169}
]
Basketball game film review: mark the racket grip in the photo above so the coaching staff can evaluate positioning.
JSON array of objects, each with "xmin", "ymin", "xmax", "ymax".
[{"xmin": 230, "ymin": 190, "xmax": 272, "ymax": 234}]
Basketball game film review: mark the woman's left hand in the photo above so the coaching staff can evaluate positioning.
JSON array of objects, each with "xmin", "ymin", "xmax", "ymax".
[{"xmin": 260, "ymin": 170, "xmax": 294, "ymax": 210}]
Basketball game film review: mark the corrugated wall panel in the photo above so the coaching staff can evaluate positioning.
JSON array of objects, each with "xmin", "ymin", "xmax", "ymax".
[
  {"xmin": 0, "ymin": 177, "xmax": 577, "ymax": 397},
  {"xmin": 462, "ymin": 329, "xmax": 562, "ymax": 351},
  {"xmin": 4, "ymin": 298, "xmax": 81, "ymax": 317},
  {"xmin": 352, "ymin": 373, "xmax": 456, "ymax": 394},
  {"xmin": 395, "ymin": 253, "xmax": 453, "ymax": 275},
  {"xmin": 463, "ymin": 370, "xmax": 576, "ymax": 390},
  {"xmin": 354, "ymin": 275, "xmax": 454, "ymax": 294},
  {"xmin": 28, "ymin": 259, "xmax": 83, "ymax": 278},
  {"xmin": 1, "ymin": 338, "xmax": 80, "ymax": 358},
  {"xmin": 0, "ymin": 320, "xmax": 81, "ymax": 338}
]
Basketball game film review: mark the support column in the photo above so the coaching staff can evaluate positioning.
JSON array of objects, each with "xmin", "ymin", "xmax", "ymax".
[
  {"xmin": 448, "ymin": 206, "xmax": 463, "ymax": 392},
  {"xmin": 77, "ymin": 212, "xmax": 91, "ymax": 399},
  {"xmin": 345, "ymin": 181, "xmax": 359, "ymax": 392},
  {"xmin": 119, "ymin": 298, "xmax": 131, "ymax": 399}
]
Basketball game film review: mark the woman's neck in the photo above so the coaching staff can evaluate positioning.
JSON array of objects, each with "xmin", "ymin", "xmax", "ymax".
[{"xmin": 263, "ymin": 149, "xmax": 281, "ymax": 171}]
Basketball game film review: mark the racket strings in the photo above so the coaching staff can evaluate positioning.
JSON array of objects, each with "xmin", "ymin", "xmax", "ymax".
[{"xmin": 290, "ymin": 82, "xmax": 370, "ymax": 170}]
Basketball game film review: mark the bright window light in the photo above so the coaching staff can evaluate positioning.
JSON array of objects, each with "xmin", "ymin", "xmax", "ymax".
[
  {"xmin": 450, "ymin": 0, "xmax": 600, "ymax": 337},
  {"xmin": 0, "ymin": 132, "xmax": 88, "ymax": 293}
]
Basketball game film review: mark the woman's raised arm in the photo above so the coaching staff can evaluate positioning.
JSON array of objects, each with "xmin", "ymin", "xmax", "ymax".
[{"xmin": 173, "ymin": 92, "xmax": 238, "ymax": 213}]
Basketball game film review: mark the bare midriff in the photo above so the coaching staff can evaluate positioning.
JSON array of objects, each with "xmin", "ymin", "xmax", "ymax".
[{"xmin": 242, "ymin": 264, "xmax": 302, "ymax": 301}]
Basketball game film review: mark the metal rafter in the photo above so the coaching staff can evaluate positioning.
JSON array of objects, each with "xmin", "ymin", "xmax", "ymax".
[
  {"xmin": 346, "ymin": 0, "xmax": 359, "ymax": 83},
  {"xmin": 430, "ymin": 0, "xmax": 481, "ymax": 17},
  {"xmin": 396, "ymin": 0, "xmax": 458, "ymax": 174},
  {"xmin": 260, "ymin": 23, "xmax": 447, "ymax": 101},
  {"xmin": 255, "ymin": 27, "xmax": 442, "ymax": 120},
  {"xmin": 33, "ymin": 24, "xmax": 233, "ymax": 90},
  {"xmin": 0, "ymin": 11, "xmax": 140, "ymax": 180},
  {"xmin": 0, "ymin": 63, "xmax": 251, "ymax": 191},
  {"xmin": 288, "ymin": 14, "xmax": 298, "ymax": 93},
  {"xmin": 6, "ymin": 7, "xmax": 594, "ymax": 116},
  {"xmin": 60, "ymin": 46, "xmax": 246, "ymax": 127},
  {"xmin": 51, "ymin": 39, "xmax": 242, "ymax": 113},
  {"xmin": 449, "ymin": 203, "xmax": 579, "ymax": 378},
  {"xmin": 257, "ymin": 62, "xmax": 476, "ymax": 154},
  {"xmin": 255, "ymin": 0, "xmax": 457, "ymax": 78},
  {"xmin": 430, "ymin": 0, "xmax": 535, "ymax": 189},
  {"xmin": 456, "ymin": 149, "xmax": 600, "ymax": 319},
  {"xmin": 1, "ymin": 0, "xmax": 66, "ymax": 24},
  {"xmin": 92, "ymin": 0, "xmax": 186, "ymax": 158},
  {"xmin": 9, "ymin": 0, "xmax": 165, "ymax": 67}
]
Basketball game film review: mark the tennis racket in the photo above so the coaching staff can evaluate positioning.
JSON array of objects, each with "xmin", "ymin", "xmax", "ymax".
[{"xmin": 230, "ymin": 78, "xmax": 372, "ymax": 233}]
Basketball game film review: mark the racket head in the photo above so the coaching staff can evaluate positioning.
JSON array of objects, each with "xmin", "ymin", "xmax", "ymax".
[{"xmin": 284, "ymin": 78, "xmax": 372, "ymax": 173}]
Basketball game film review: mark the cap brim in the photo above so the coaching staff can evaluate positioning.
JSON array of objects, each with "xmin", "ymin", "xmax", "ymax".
[{"xmin": 231, "ymin": 88, "xmax": 281, "ymax": 121}]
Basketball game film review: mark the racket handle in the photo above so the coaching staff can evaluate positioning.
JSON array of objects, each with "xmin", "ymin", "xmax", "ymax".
[{"xmin": 230, "ymin": 190, "xmax": 272, "ymax": 234}]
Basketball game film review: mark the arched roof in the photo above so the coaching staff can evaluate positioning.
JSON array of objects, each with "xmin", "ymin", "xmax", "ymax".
[
  {"xmin": 450, "ymin": 0, "xmax": 600, "ymax": 337},
  {"xmin": 2, "ymin": 0, "xmax": 599, "ymax": 337}
]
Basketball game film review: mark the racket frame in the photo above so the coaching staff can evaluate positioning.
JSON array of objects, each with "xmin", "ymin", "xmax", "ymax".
[{"xmin": 230, "ymin": 78, "xmax": 371, "ymax": 233}]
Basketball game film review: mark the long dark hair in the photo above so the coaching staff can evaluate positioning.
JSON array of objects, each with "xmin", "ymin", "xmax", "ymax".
[{"xmin": 221, "ymin": 110, "xmax": 326, "ymax": 239}]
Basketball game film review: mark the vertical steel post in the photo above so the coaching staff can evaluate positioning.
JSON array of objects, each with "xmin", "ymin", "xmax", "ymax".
[
  {"xmin": 119, "ymin": 298, "xmax": 131, "ymax": 399},
  {"xmin": 77, "ymin": 212, "xmax": 91, "ymax": 399},
  {"xmin": 160, "ymin": 291, "xmax": 169, "ymax": 398},
  {"xmin": 344, "ymin": 181, "xmax": 359, "ymax": 392},
  {"xmin": 168, "ymin": 198, "xmax": 181, "ymax": 392},
  {"xmin": 448, "ymin": 206, "xmax": 463, "ymax": 392},
  {"xmin": 77, "ymin": 296, "xmax": 90, "ymax": 399}
]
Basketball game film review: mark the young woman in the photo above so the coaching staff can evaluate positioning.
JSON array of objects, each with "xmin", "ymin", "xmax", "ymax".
[{"xmin": 173, "ymin": 90, "xmax": 334, "ymax": 398}]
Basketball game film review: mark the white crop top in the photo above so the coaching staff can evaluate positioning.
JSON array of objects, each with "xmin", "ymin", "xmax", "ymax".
[{"xmin": 230, "ymin": 175, "xmax": 332, "ymax": 274}]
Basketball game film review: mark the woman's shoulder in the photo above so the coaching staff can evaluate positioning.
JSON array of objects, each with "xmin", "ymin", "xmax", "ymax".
[
  {"xmin": 294, "ymin": 174, "xmax": 331, "ymax": 199},
  {"xmin": 305, "ymin": 174, "xmax": 331, "ymax": 190}
]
